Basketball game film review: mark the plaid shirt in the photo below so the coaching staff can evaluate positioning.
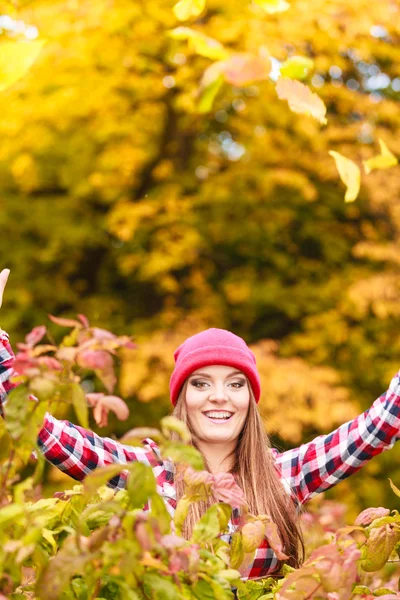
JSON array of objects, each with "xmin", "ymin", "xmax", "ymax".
[{"xmin": 1, "ymin": 330, "xmax": 400, "ymax": 580}]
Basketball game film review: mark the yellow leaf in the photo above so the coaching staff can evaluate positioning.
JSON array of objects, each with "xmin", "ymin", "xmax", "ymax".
[
  {"xmin": 173, "ymin": 0, "xmax": 206, "ymax": 21},
  {"xmin": 329, "ymin": 151, "xmax": 361, "ymax": 203},
  {"xmin": 253, "ymin": 0, "xmax": 290, "ymax": 14},
  {"xmin": 363, "ymin": 139, "xmax": 398, "ymax": 174},
  {"xmin": 169, "ymin": 27, "xmax": 228, "ymax": 61},
  {"xmin": 0, "ymin": 40, "xmax": 46, "ymax": 93},
  {"xmin": 276, "ymin": 77, "xmax": 327, "ymax": 124},
  {"xmin": 280, "ymin": 56, "xmax": 314, "ymax": 80}
]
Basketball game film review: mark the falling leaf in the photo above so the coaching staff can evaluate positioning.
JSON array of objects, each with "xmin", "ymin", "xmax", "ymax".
[
  {"xmin": 253, "ymin": 0, "xmax": 290, "ymax": 13},
  {"xmin": 329, "ymin": 151, "xmax": 361, "ymax": 202},
  {"xmin": 169, "ymin": 27, "xmax": 228, "ymax": 61},
  {"xmin": 280, "ymin": 56, "xmax": 314, "ymax": 80},
  {"xmin": 0, "ymin": 40, "xmax": 46, "ymax": 92},
  {"xmin": 198, "ymin": 70, "xmax": 224, "ymax": 113},
  {"xmin": 363, "ymin": 139, "xmax": 398, "ymax": 174},
  {"xmin": 276, "ymin": 77, "xmax": 327, "ymax": 124},
  {"xmin": 173, "ymin": 0, "xmax": 206, "ymax": 21},
  {"xmin": 221, "ymin": 49, "xmax": 271, "ymax": 87}
]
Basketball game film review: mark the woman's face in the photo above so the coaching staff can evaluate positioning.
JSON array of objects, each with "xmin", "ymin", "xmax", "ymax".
[{"xmin": 185, "ymin": 365, "xmax": 250, "ymax": 446}]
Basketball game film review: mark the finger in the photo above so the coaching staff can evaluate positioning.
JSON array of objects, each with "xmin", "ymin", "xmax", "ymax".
[{"xmin": 0, "ymin": 269, "xmax": 10, "ymax": 308}]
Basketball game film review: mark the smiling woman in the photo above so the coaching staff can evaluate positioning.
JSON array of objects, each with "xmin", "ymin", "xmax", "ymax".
[{"xmin": 2, "ymin": 270, "xmax": 400, "ymax": 580}]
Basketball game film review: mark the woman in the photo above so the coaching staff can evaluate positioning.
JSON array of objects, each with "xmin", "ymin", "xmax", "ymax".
[{"xmin": 1, "ymin": 268, "xmax": 400, "ymax": 580}]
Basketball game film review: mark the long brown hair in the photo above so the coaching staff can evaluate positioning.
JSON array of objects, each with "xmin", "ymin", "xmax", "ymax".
[{"xmin": 171, "ymin": 380, "xmax": 304, "ymax": 568}]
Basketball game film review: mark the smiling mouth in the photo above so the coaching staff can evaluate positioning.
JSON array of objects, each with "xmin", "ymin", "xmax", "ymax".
[{"xmin": 202, "ymin": 411, "xmax": 234, "ymax": 422}]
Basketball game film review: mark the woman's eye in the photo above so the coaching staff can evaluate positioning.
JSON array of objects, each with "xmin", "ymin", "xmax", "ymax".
[
  {"xmin": 230, "ymin": 380, "xmax": 246, "ymax": 389},
  {"xmin": 191, "ymin": 380, "xmax": 208, "ymax": 388}
]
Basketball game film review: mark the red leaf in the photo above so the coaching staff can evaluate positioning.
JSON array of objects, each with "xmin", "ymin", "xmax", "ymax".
[
  {"xmin": 77, "ymin": 350, "xmax": 113, "ymax": 370},
  {"xmin": 78, "ymin": 314, "xmax": 90, "ymax": 328},
  {"xmin": 48, "ymin": 314, "xmax": 82, "ymax": 328},
  {"xmin": 264, "ymin": 521, "xmax": 289, "ymax": 560},
  {"xmin": 38, "ymin": 356, "xmax": 63, "ymax": 370},
  {"xmin": 222, "ymin": 50, "xmax": 271, "ymax": 86},
  {"xmin": 13, "ymin": 353, "xmax": 38, "ymax": 374},
  {"xmin": 90, "ymin": 327, "xmax": 116, "ymax": 341},
  {"xmin": 86, "ymin": 393, "xmax": 129, "ymax": 427},
  {"xmin": 25, "ymin": 325, "xmax": 47, "ymax": 347},
  {"xmin": 355, "ymin": 507, "xmax": 390, "ymax": 526},
  {"xmin": 212, "ymin": 473, "xmax": 246, "ymax": 508}
]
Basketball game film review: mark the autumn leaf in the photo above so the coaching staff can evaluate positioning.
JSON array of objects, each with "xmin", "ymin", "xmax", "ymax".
[
  {"xmin": 280, "ymin": 56, "xmax": 314, "ymax": 80},
  {"xmin": 363, "ymin": 139, "xmax": 398, "ymax": 174},
  {"xmin": 221, "ymin": 49, "xmax": 271, "ymax": 87},
  {"xmin": 212, "ymin": 472, "xmax": 247, "ymax": 508},
  {"xmin": 253, "ymin": 0, "xmax": 290, "ymax": 13},
  {"xmin": 48, "ymin": 315, "xmax": 82, "ymax": 328},
  {"xmin": 198, "ymin": 66, "xmax": 224, "ymax": 113},
  {"xmin": 169, "ymin": 27, "xmax": 228, "ymax": 61},
  {"xmin": 276, "ymin": 77, "xmax": 327, "ymax": 124},
  {"xmin": 329, "ymin": 150, "xmax": 361, "ymax": 202},
  {"xmin": 242, "ymin": 520, "xmax": 265, "ymax": 552},
  {"xmin": 173, "ymin": 0, "xmax": 205, "ymax": 21},
  {"xmin": 355, "ymin": 507, "xmax": 391, "ymax": 526},
  {"xmin": 25, "ymin": 325, "xmax": 47, "ymax": 348},
  {"xmin": 0, "ymin": 40, "xmax": 46, "ymax": 93},
  {"xmin": 86, "ymin": 392, "xmax": 129, "ymax": 427}
]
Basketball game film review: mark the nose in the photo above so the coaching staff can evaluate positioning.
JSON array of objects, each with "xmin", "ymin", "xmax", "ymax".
[{"xmin": 208, "ymin": 383, "xmax": 229, "ymax": 403}]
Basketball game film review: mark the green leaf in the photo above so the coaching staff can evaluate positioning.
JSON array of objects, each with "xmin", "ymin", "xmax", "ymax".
[
  {"xmin": 192, "ymin": 579, "xmax": 216, "ymax": 600},
  {"xmin": 143, "ymin": 573, "xmax": 180, "ymax": 600},
  {"xmin": 199, "ymin": 72, "xmax": 224, "ymax": 113},
  {"xmin": 162, "ymin": 441, "xmax": 204, "ymax": 470},
  {"xmin": 149, "ymin": 492, "xmax": 171, "ymax": 535},
  {"xmin": 230, "ymin": 532, "xmax": 244, "ymax": 570},
  {"xmin": 0, "ymin": 503, "xmax": 25, "ymax": 527},
  {"xmin": 127, "ymin": 462, "xmax": 156, "ymax": 508},
  {"xmin": 0, "ymin": 417, "xmax": 12, "ymax": 461},
  {"xmin": 62, "ymin": 383, "xmax": 89, "ymax": 429},
  {"xmin": 5, "ymin": 384, "xmax": 49, "ymax": 463},
  {"xmin": 161, "ymin": 415, "xmax": 191, "ymax": 442},
  {"xmin": 83, "ymin": 463, "xmax": 128, "ymax": 500},
  {"xmin": 191, "ymin": 504, "xmax": 221, "ymax": 544},
  {"xmin": 280, "ymin": 56, "xmax": 314, "ymax": 80},
  {"xmin": 174, "ymin": 494, "xmax": 191, "ymax": 536}
]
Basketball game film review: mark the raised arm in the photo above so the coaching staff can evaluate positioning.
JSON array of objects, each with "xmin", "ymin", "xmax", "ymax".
[
  {"xmin": 273, "ymin": 371, "xmax": 400, "ymax": 505},
  {"xmin": 0, "ymin": 329, "xmax": 164, "ymax": 489}
]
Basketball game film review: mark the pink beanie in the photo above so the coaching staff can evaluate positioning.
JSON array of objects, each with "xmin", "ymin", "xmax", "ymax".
[{"xmin": 169, "ymin": 328, "xmax": 261, "ymax": 405}]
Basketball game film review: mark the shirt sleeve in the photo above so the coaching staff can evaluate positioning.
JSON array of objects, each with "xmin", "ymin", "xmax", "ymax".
[
  {"xmin": 273, "ymin": 371, "xmax": 400, "ymax": 505},
  {"xmin": 0, "ymin": 329, "xmax": 17, "ymax": 412},
  {"xmin": 37, "ymin": 418, "xmax": 164, "ymax": 490},
  {"xmin": 0, "ymin": 329, "xmax": 163, "ymax": 490}
]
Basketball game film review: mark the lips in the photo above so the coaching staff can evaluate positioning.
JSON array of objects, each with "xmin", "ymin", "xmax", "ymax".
[{"xmin": 202, "ymin": 411, "xmax": 234, "ymax": 423}]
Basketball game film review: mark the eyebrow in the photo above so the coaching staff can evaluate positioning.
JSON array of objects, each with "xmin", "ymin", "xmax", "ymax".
[{"xmin": 189, "ymin": 370, "xmax": 244, "ymax": 378}]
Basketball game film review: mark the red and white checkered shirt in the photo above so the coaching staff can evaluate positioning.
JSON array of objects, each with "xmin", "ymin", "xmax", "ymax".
[{"xmin": 1, "ymin": 330, "xmax": 400, "ymax": 580}]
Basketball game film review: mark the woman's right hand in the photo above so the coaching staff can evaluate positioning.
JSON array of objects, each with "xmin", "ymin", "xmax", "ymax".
[{"xmin": 0, "ymin": 269, "xmax": 10, "ymax": 309}]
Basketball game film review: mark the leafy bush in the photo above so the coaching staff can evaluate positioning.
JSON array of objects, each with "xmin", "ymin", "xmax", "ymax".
[{"xmin": 1, "ymin": 319, "xmax": 400, "ymax": 599}]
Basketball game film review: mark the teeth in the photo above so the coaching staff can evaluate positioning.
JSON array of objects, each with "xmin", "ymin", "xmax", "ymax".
[{"xmin": 204, "ymin": 411, "xmax": 233, "ymax": 419}]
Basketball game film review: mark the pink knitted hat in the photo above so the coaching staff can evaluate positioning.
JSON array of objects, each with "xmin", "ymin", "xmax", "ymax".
[{"xmin": 169, "ymin": 328, "xmax": 261, "ymax": 405}]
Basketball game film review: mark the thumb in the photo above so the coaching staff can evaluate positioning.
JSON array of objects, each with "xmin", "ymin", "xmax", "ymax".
[{"xmin": 0, "ymin": 269, "xmax": 10, "ymax": 308}]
